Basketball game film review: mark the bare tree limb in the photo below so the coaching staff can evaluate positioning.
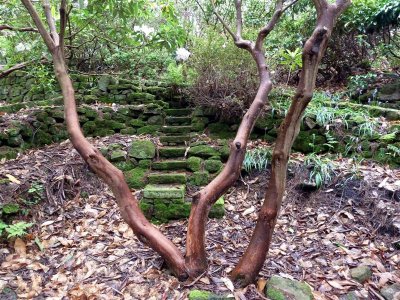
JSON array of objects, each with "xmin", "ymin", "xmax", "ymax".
[
  {"xmin": 43, "ymin": 0, "xmax": 60, "ymax": 46},
  {"xmin": 210, "ymin": 0, "xmax": 237, "ymax": 41},
  {"xmin": 235, "ymin": 0, "xmax": 243, "ymax": 37},
  {"xmin": 0, "ymin": 24, "xmax": 38, "ymax": 32},
  {"xmin": 21, "ymin": 0, "xmax": 55, "ymax": 50},
  {"xmin": 59, "ymin": 0, "xmax": 67, "ymax": 58}
]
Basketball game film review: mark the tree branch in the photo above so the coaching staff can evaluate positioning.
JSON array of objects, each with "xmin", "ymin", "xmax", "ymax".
[
  {"xmin": 235, "ymin": 0, "xmax": 243, "ymax": 37},
  {"xmin": 0, "ymin": 24, "xmax": 38, "ymax": 32},
  {"xmin": 59, "ymin": 0, "xmax": 67, "ymax": 58},
  {"xmin": 42, "ymin": 0, "xmax": 60, "ymax": 46},
  {"xmin": 21, "ymin": 0, "xmax": 55, "ymax": 50},
  {"xmin": 210, "ymin": 0, "xmax": 236, "ymax": 41}
]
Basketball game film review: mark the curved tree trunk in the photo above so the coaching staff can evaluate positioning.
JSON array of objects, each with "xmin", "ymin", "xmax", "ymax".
[
  {"xmin": 231, "ymin": 0, "xmax": 351, "ymax": 286},
  {"xmin": 21, "ymin": 0, "xmax": 188, "ymax": 280},
  {"xmin": 185, "ymin": 0, "xmax": 290, "ymax": 276}
]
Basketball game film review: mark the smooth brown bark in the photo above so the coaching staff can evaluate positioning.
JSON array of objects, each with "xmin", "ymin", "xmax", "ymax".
[
  {"xmin": 231, "ymin": 0, "xmax": 351, "ymax": 286},
  {"xmin": 185, "ymin": 0, "xmax": 296, "ymax": 276},
  {"xmin": 21, "ymin": 0, "xmax": 188, "ymax": 280}
]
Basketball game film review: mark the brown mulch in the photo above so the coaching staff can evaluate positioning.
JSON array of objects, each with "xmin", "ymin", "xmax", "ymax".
[{"xmin": 0, "ymin": 136, "xmax": 399, "ymax": 299}]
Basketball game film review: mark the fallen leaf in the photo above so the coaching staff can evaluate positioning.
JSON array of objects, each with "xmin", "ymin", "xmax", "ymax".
[
  {"xmin": 5, "ymin": 174, "xmax": 21, "ymax": 184},
  {"xmin": 14, "ymin": 238, "xmax": 26, "ymax": 257}
]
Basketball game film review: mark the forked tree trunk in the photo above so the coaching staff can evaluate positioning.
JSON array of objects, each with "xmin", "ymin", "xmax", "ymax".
[
  {"xmin": 231, "ymin": 0, "xmax": 351, "ymax": 286},
  {"xmin": 21, "ymin": 0, "xmax": 189, "ymax": 280},
  {"xmin": 185, "ymin": 0, "xmax": 289, "ymax": 276}
]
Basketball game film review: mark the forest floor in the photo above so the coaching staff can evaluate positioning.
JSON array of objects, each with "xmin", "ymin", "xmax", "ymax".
[{"xmin": 0, "ymin": 135, "xmax": 399, "ymax": 300}]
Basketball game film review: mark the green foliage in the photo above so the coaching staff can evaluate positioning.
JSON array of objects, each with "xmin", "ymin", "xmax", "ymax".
[
  {"xmin": 304, "ymin": 154, "xmax": 337, "ymax": 188},
  {"xmin": 347, "ymin": 73, "xmax": 377, "ymax": 96},
  {"xmin": 27, "ymin": 65, "xmax": 56, "ymax": 94},
  {"xmin": 386, "ymin": 144, "xmax": 400, "ymax": 158},
  {"xmin": 1, "ymin": 203, "xmax": 20, "ymax": 214},
  {"xmin": 243, "ymin": 147, "xmax": 272, "ymax": 172},
  {"xmin": 0, "ymin": 221, "xmax": 8, "ymax": 235},
  {"xmin": 26, "ymin": 181, "xmax": 44, "ymax": 205},
  {"xmin": 4, "ymin": 222, "xmax": 33, "ymax": 238},
  {"xmin": 280, "ymin": 48, "xmax": 302, "ymax": 83}
]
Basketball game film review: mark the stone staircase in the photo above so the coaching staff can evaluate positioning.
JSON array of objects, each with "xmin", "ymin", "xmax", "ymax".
[{"xmin": 140, "ymin": 108, "xmax": 224, "ymax": 222}]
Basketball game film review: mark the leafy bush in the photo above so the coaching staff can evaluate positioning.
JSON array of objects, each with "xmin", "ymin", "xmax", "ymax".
[{"xmin": 187, "ymin": 31, "xmax": 258, "ymax": 119}]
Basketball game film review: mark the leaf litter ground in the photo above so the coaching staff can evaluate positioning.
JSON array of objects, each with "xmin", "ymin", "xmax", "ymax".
[{"xmin": 0, "ymin": 135, "xmax": 399, "ymax": 299}]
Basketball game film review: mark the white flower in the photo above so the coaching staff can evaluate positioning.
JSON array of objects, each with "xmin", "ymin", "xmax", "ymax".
[
  {"xmin": 15, "ymin": 43, "xmax": 31, "ymax": 52},
  {"xmin": 176, "ymin": 48, "xmax": 190, "ymax": 61},
  {"xmin": 133, "ymin": 25, "xmax": 155, "ymax": 37}
]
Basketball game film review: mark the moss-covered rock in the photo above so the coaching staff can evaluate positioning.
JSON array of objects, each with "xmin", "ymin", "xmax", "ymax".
[
  {"xmin": 204, "ymin": 159, "xmax": 223, "ymax": 173},
  {"xmin": 0, "ymin": 146, "xmax": 18, "ymax": 160},
  {"xmin": 208, "ymin": 123, "xmax": 235, "ymax": 139},
  {"xmin": 110, "ymin": 150, "xmax": 126, "ymax": 162},
  {"xmin": 159, "ymin": 147, "xmax": 187, "ymax": 158},
  {"xmin": 152, "ymin": 160, "xmax": 187, "ymax": 170},
  {"xmin": 148, "ymin": 173, "xmax": 187, "ymax": 184},
  {"xmin": 147, "ymin": 115, "xmax": 164, "ymax": 125},
  {"xmin": 264, "ymin": 275, "xmax": 313, "ymax": 300},
  {"xmin": 113, "ymin": 160, "xmax": 136, "ymax": 171},
  {"xmin": 120, "ymin": 127, "xmax": 136, "ymax": 135},
  {"xmin": 350, "ymin": 266, "xmax": 372, "ymax": 283},
  {"xmin": 130, "ymin": 119, "xmax": 145, "ymax": 127},
  {"xmin": 209, "ymin": 196, "xmax": 224, "ymax": 218},
  {"xmin": 125, "ymin": 168, "xmax": 147, "ymax": 189},
  {"xmin": 292, "ymin": 131, "xmax": 326, "ymax": 154},
  {"xmin": 187, "ymin": 156, "xmax": 202, "ymax": 172},
  {"xmin": 189, "ymin": 145, "xmax": 220, "ymax": 158},
  {"xmin": 129, "ymin": 140, "xmax": 156, "ymax": 159},
  {"xmin": 137, "ymin": 125, "xmax": 161, "ymax": 135},
  {"xmin": 152, "ymin": 199, "xmax": 191, "ymax": 222},
  {"xmin": 33, "ymin": 130, "xmax": 52, "ymax": 145},
  {"xmin": 143, "ymin": 184, "xmax": 185, "ymax": 199},
  {"xmin": 138, "ymin": 159, "xmax": 152, "ymax": 168},
  {"xmin": 189, "ymin": 171, "xmax": 209, "ymax": 186}
]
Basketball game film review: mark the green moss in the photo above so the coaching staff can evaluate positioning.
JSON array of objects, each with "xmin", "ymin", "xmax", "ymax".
[
  {"xmin": 33, "ymin": 130, "xmax": 52, "ymax": 145},
  {"xmin": 110, "ymin": 150, "xmax": 126, "ymax": 162},
  {"xmin": 137, "ymin": 125, "xmax": 161, "ymax": 135},
  {"xmin": 93, "ymin": 128, "xmax": 115, "ymax": 137},
  {"xmin": 7, "ymin": 135, "xmax": 24, "ymax": 147},
  {"xmin": 138, "ymin": 159, "xmax": 152, "ymax": 168},
  {"xmin": 380, "ymin": 132, "xmax": 396, "ymax": 143},
  {"xmin": 152, "ymin": 160, "xmax": 187, "ymax": 170},
  {"xmin": 125, "ymin": 168, "xmax": 147, "ymax": 189},
  {"xmin": 189, "ymin": 145, "xmax": 220, "ymax": 158},
  {"xmin": 153, "ymin": 199, "xmax": 191, "ymax": 222},
  {"xmin": 120, "ymin": 127, "xmax": 136, "ymax": 135},
  {"xmin": 147, "ymin": 115, "xmax": 164, "ymax": 125},
  {"xmin": 266, "ymin": 288, "xmax": 285, "ymax": 300},
  {"xmin": 189, "ymin": 171, "xmax": 209, "ymax": 186},
  {"xmin": 139, "ymin": 201, "xmax": 154, "ymax": 219},
  {"xmin": 187, "ymin": 156, "xmax": 202, "ymax": 172},
  {"xmin": 292, "ymin": 131, "xmax": 326, "ymax": 154},
  {"xmin": 208, "ymin": 123, "xmax": 235, "ymax": 139},
  {"xmin": 265, "ymin": 275, "xmax": 313, "ymax": 300},
  {"xmin": 204, "ymin": 159, "xmax": 223, "ymax": 173},
  {"xmin": 188, "ymin": 290, "xmax": 213, "ymax": 300},
  {"xmin": 218, "ymin": 144, "xmax": 230, "ymax": 161},
  {"xmin": 159, "ymin": 135, "xmax": 190, "ymax": 144},
  {"xmin": 129, "ymin": 140, "xmax": 156, "ymax": 159},
  {"xmin": 210, "ymin": 197, "xmax": 225, "ymax": 218},
  {"xmin": 0, "ymin": 146, "xmax": 18, "ymax": 160},
  {"xmin": 113, "ymin": 161, "xmax": 135, "ymax": 171},
  {"xmin": 159, "ymin": 147, "xmax": 187, "ymax": 158},
  {"xmin": 143, "ymin": 184, "xmax": 185, "ymax": 199},
  {"xmin": 130, "ymin": 119, "xmax": 146, "ymax": 127},
  {"xmin": 148, "ymin": 173, "xmax": 186, "ymax": 184}
]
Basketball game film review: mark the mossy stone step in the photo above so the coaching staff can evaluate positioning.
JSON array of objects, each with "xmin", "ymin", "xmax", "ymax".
[
  {"xmin": 159, "ymin": 146, "xmax": 187, "ymax": 158},
  {"xmin": 165, "ymin": 116, "xmax": 192, "ymax": 125},
  {"xmin": 160, "ymin": 126, "xmax": 192, "ymax": 134},
  {"xmin": 143, "ymin": 184, "xmax": 185, "ymax": 199},
  {"xmin": 147, "ymin": 172, "xmax": 187, "ymax": 184},
  {"xmin": 165, "ymin": 108, "xmax": 193, "ymax": 116},
  {"xmin": 152, "ymin": 160, "xmax": 187, "ymax": 170},
  {"xmin": 160, "ymin": 135, "xmax": 191, "ymax": 145}
]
